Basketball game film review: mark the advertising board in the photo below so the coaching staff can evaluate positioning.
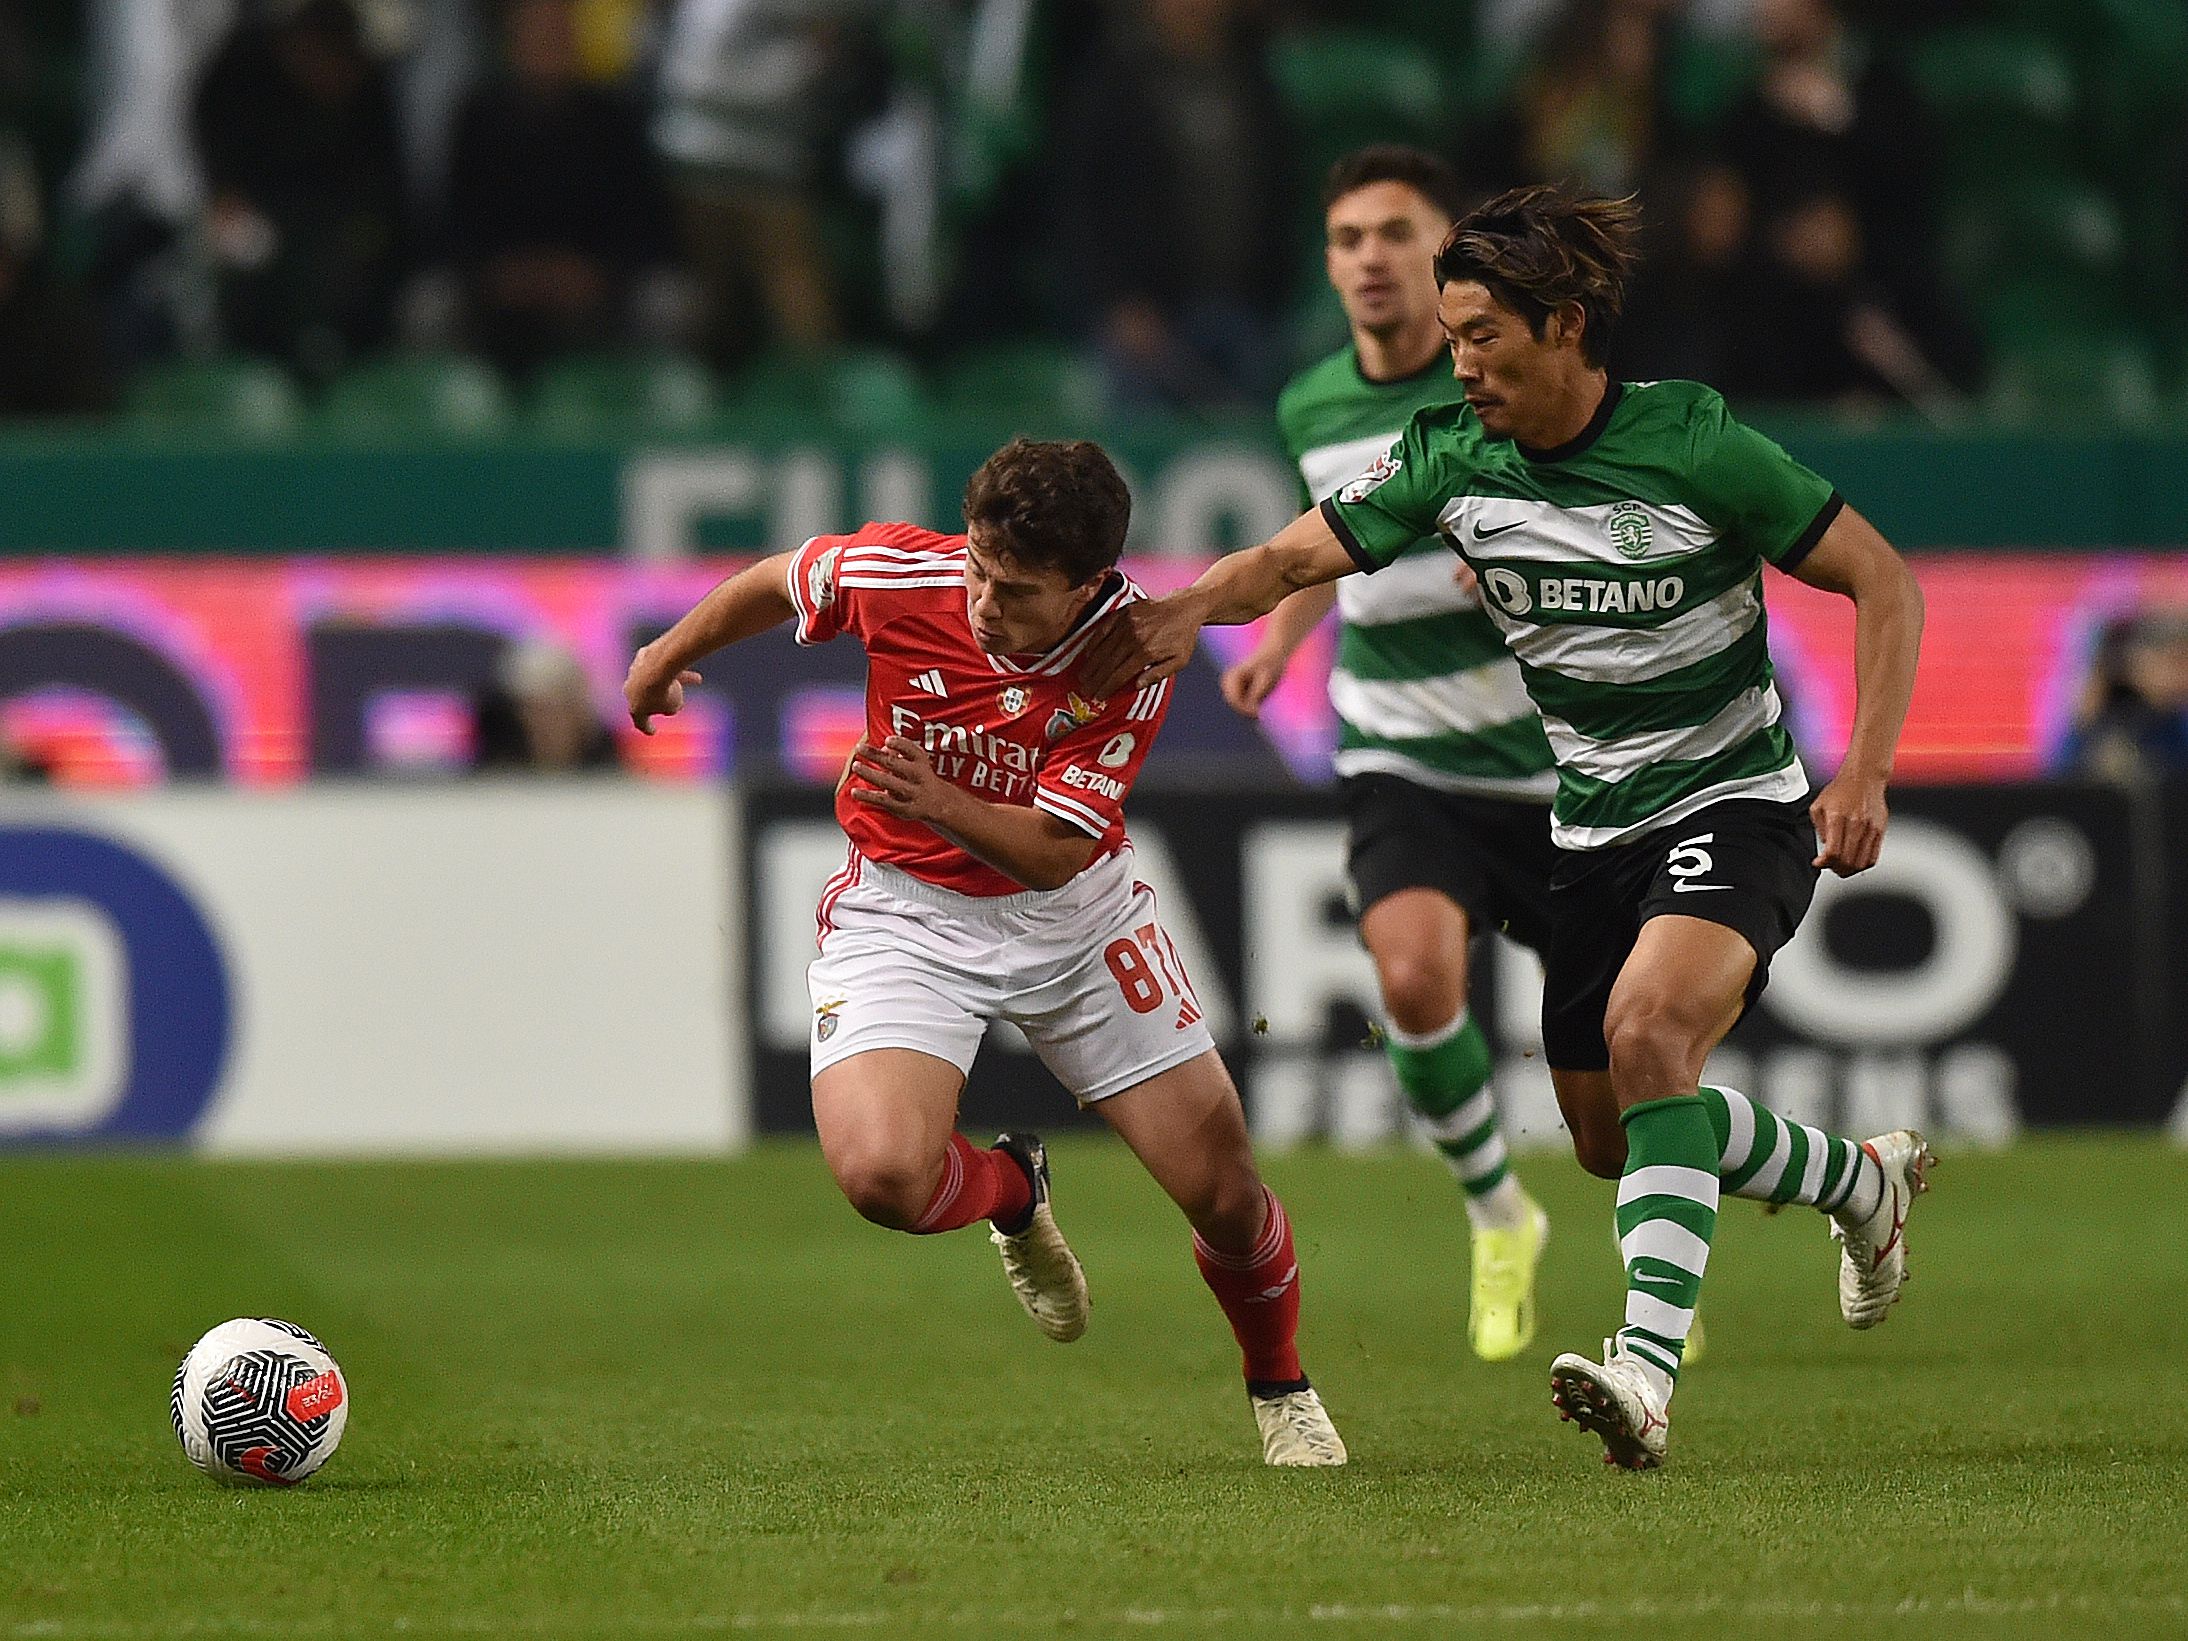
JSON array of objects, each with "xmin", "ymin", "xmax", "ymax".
[{"xmin": 0, "ymin": 786, "xmax": 744, "ymax": 1153}]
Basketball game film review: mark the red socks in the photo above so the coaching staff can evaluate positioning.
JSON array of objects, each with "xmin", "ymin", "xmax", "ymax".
[
  {"xmin": 1193, "ymin": 1186, "xmax": 1305, "ymax": 1390},
  {"xmin": 909, "ymin": 1134, "xmax": 1033, "ymax": 1235},
  {"xmin": 909, "ymin": 1145, "xmax": 1306, "ymax": 1393}
]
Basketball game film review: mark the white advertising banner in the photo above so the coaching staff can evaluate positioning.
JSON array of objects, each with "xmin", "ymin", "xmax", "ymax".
[{"xmin": 0, "ymin": 785, "xmax": 745, "ymax": 1154}]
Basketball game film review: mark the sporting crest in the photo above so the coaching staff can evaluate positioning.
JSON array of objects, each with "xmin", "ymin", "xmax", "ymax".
[{"xmin": 1607, "ymin": 500, "xmax": 1654, "ymax": 559}]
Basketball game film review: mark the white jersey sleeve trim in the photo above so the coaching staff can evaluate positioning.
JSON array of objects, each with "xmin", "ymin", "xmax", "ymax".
[{"xmin": 1034, "ymin": 788, "xmax": 1111, "ymax": 838}]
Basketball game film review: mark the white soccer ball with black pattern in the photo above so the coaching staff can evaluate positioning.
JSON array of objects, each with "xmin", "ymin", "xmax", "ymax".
[{"xmin": 171, "ymin": 1318, "xmax": 348, "ymax": 1485}]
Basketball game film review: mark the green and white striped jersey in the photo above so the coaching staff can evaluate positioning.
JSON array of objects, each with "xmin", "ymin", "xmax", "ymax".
[
  {"xmin": 1322, "ymin": 380, "xmax": 1839, "ymax": 851},
  {"xmin": 1276, "ymin": 347, "xmax": 1556, "ymax": 800}
]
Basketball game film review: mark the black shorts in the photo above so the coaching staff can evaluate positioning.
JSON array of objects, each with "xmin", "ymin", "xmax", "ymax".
[
  {"xmin": 1541, "ymin": 796, "xmax": 1819, "ymax": 1072},
  {"xmin": 1343, "ymin": 774, "xmax": 1556, "ymax": 956}
]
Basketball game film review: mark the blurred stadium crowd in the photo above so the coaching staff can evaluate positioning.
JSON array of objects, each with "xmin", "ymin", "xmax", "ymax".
[{"xmin": 1, "ymin": 0, "xmax": 2183, "ymax": 429}]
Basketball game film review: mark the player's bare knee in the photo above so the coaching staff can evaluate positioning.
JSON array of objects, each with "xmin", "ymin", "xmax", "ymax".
[
  {"xmin": 1189, "ymin": 1167, "xmax": 1267, "ymax": 1253},
  {"xmin": 833, "ymin": 1154, "xmax": 932, "ymax": 1230},
  {"xmin": 1571, "ymin": 1124, "xmax": 1627, "ymax": 1179},
  {"xmin": 1605, "ymin": 998, "xmax": 1711, "ymax": 1096},
  {"xmin": 1375, "ymin": 950, "xmax": 1462, "ymax": 1036}
]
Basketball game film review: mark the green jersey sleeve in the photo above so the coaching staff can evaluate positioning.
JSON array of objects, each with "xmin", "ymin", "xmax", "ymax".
[
  {"xmin": 1683, "ymin": 394, "xmax": 1843, "ymax": 569},
  {"xmin": 1318, "ymin": 412, "xmax": 1451, "ymax": 572}
]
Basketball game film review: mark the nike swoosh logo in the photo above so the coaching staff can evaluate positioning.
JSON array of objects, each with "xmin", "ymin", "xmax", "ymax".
[
  {"xmin": 1671, "ymin": 881, "xmax": 1729, "ymax": 893},
  {"xmin": 1471, "ymin": 519, "xmax": 1526, "ymax": 540}
]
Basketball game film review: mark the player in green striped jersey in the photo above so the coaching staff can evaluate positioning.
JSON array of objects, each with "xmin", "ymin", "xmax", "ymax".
[
  {"xmin": 1221, "ymin": 148, "xmax": 1555, "ymax": 1364},
  {"xmin": 1087, "ymin": 186, "xmax": 1934, "ymax": 1470}
]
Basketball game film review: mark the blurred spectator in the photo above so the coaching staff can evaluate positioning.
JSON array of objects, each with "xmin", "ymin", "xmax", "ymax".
[
  {"xmin": 1053, "ymin": 0, "xmax": 1295, "ymax": 414},
  {"xmin": 444, "ymin": 0, "xmax": 674, "ymax": 376},
  {"xmin": 1717, "ymin": 0, "xmax": 1978, "ymax": 402},
  {"xmin": 472, "ymin": 639, "xmax": 620, "ymax": 773},
  {"xmin": 0, "ymin": 725, "xmax": 56, "ymax": 783},
  {"xmin": 2062, "ymin": 612, "xmax": 2188, "ymax": 786},
  {"xmin": 0, "ymin": 136, "xmax": 115, "ymax": 417},
  {"xmin": 192, "ymin": 0, "xmax": 410, "ymax": 379},
  {"xmin": 1479, "ymin": 0, "xmax": 1677, "ymax": 200},
  {"xmin": 652, "ymin": 0, "xmax": 870, "ymax": 367},
  {"xmin": 1616, "ymin": 159, "xmax": 1762, "ymax": 390},
  {"xmin": 68, "ymin": 0, "xmax": 237, "ymax": 365},
  {"xmin": 1735, "ymin": 187, "xmax": 1902, "ymax": 403}
]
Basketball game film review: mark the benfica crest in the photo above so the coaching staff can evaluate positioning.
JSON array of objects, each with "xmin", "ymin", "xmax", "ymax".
[{"xmin": 1045, "ymin": 692, "xmax": 1105, "ymax": 743}]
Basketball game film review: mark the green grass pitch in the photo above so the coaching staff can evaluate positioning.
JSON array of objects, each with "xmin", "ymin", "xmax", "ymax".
[{"xmin": 3, "ymin": 1135, "xmax": 2186, "ymax": 1639}]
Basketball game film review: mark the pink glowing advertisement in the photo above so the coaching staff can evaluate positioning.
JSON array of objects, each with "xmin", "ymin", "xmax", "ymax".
[{"xmin": 0, "ymin": 554, "xmax": 2181, "ymax": 788}]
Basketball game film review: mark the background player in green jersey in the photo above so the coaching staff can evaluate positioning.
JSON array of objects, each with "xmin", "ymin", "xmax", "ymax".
[
  {"xmin": 1222, "ymin": 148, "xmax": 1555, "ymax": 1364},
  {"xmin": 1085, "ymin": 185, "xmax": 1931, "ymax": 1472}
]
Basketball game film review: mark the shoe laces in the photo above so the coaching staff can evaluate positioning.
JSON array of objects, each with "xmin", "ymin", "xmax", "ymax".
[{"xmin": 1268, "ymin": 1393, "xmax": 1343, "ymax": 1460}]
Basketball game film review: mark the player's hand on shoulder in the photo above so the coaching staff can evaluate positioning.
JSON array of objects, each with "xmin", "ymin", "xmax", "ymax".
[
  {"xmin": 1451, "ymin": 558, "xmax": 1481, "ymax": 603},
  {"xmin": 1082, "ymin": 596, "xmax": 1200, "ymax": 699},
  {"xmin": 848, "ymin": 736, "xmax": 959, "ymax": 824},
  {"xmin": 1810, "ymin": 769, "xmax": 1888, "ymax": 876},
  {"xmin": 624, "ymin": 645, "xmax": 702, "ymax": 735},
  {"xmin": 1220, "ymin": 649, "xmax": 1287, "ymax": 718}
]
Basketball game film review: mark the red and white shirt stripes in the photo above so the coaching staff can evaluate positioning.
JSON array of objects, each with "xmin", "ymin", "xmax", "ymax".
[{"xmin": 785, "ymin": 522, "xmax": 1173, "ymax": 898}]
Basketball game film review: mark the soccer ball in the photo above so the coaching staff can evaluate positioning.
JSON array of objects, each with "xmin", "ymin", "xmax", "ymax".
[{"xmin": 171, "ymin": 1318, "xmax": 348, "ymax": 1485}]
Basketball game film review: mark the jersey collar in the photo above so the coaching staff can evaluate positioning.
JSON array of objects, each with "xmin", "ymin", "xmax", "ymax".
[
  {"xmin": 1352, "ymin": 340, "xmax": 1450, "ymax": 390},
  {"xmin": 1515, "ymin": 378, "xmax": 1622, "ymax": 464},
  {"xmin": 982, "ymin": 572, "xmax": 1137, "ymax": 678}
]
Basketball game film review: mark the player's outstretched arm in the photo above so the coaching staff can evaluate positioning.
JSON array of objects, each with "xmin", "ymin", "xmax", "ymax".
[
  {"xmin": 849, "ymin": 737, "xmax": 1098, "ymax": 891},
  {"xmin": 1786, "ymin": 505, "xmax": 1925, "ymax": 876},
  {"xmin": 1081, "ymin": 509, "xmax": 1357, "ymax": 698},
  {"xmin": 624, "ymin": 552, "xmax": 800, "ymax": 734},
  {"xmin": 1222, "ymin": 580, "xmax": 1339, "ymax": 718}
]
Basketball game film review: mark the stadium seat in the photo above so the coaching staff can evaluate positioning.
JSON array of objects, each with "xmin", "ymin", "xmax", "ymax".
[
  {"xmin": 530, "ymin": 352, "xmax": 719, "ymax": 436},
  {"xmin": 1269, "ymin": 29, "xmax": 1451, "ymax": 177},
  {"xmin": 1944, "ymin": 176, "xmax": 2127, "ymax": 290},
  {"xmin": 1661, "ymin": 32, "xmax": 1760, "ymax": 131},
  {"xmin": 937, "ymin": 343, "xmax": 1104, "ymax": 425},
  {"xmin": 1975, "ymin": 269, "xmax": 2133, "ymax": 350},
  {"xmin": 1905, "ymin": 29, "xmax": 2078, "ymax": 124},
  {"xmin": 318, "ymin": 353, "xmax": 513, "ymax": 439},
  {"xmin": 731, "ymin": 348, "xmax": 931, "ymax": 433},
  {"xmin": 1987, "ymin": 330, "xmax": 2162, "ymax": 423},
  {"xmin": 123, "ymin": 357, "xmax": 304, "ymax": 438},
  {"xmin": 1905, "ymin": 30, "xmax": 2081, "ymax": 187}
]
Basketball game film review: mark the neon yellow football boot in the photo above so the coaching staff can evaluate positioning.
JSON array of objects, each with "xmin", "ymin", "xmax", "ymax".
[{"xmin": 1469, "ymin": 1194, "xmax": 1549, "ymax": 1362}]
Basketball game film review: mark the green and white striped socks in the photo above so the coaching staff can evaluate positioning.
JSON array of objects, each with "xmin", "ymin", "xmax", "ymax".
[
  {"xmin": 1614, "ymin": 1094, "xmax": 1720, "ymax": 1397},
  {"xmin": 1386, "ymin": 1010, "xmax": 1527, "ymax": 1231},
  {"xmin": 1701, "ymin": 1086, "xmax": 1883, "ymax": 1220}
]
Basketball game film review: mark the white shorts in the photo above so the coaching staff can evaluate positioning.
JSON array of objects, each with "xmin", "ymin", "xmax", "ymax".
[{"xmin": 807, "ymin": 848, "xmax": 1216, "ymax": 1104}]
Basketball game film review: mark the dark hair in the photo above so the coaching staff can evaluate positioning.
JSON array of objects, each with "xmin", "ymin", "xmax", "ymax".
[
  {"xmin": 1432, "ymin": 184, "xmax": 1643, "ymax": 366},
  {"xmin": 1321, "ymin": 145, "xmax": 1467, "ymax": 221},
  {"xmin": 962, "ymin": 438, "xmax": 1132, "ymax": 586}
]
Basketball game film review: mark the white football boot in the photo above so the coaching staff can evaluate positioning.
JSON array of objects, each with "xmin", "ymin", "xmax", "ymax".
[
  {"xmin": 1250, "ymin": 1386, "xmax": 1348, "ymax": 1467},
  {"xmin": 988, "ymin": 1133, "xmax": 1089, "ymax": 1343},
  {"xmin": 1550, "ymin": 1341, "xmax": 1671, "ymax": 1471},
  {"xmin": 1829, "ymin": 1130, "xmax": 1934, "ymax": 1330}
]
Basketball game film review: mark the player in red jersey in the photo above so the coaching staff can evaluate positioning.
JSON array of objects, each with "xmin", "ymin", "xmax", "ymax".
[{"xmin": 623, "ymin": 438, "xmax": 1345, "ymax": 1465}]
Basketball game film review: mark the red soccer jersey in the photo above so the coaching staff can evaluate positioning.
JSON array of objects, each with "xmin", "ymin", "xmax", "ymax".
[{"xmin": 785, "ymin": 522, "xmax": 1171, "ymax": 896}]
